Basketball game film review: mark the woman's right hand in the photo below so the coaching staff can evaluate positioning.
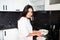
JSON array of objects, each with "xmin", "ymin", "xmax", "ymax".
[
  {"xmin": 32, "ymin": 30, "xmax": 42, "ymax": 37},
  {"xmin": 27, "ymin": 30, "xmax": 42, "ymax": 37},
  {"xmin": 36, "ymin": 31, "xmax": 42, "ymax": 37}
]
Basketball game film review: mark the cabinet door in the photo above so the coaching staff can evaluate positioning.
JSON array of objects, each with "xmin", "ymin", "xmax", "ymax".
[
  {"xmin": 0, "ymin": 30, "xmax": 3, "ymax": 40},
  {"xmin": 4, "ymin": 28, "xmax": 18, "ymax": 40},
  {"xmin": 7, "ymin": 0, "xmax": 29, "ymax": 11}
]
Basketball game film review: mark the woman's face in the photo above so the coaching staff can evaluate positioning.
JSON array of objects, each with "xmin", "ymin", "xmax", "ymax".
[{"xmin": 26, "ymin": 8, "xmax": 33, "ymax": 18}]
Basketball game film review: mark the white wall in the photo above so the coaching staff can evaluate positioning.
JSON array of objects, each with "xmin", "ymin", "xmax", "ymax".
[{"xmin": 45, "ymin": 0, "xmax": 60, "ymax": 10}]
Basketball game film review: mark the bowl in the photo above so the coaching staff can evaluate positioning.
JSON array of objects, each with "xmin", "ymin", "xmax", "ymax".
[{"xmin": 39, "ymin": 29, "xmax": 48, "ymax": 35}]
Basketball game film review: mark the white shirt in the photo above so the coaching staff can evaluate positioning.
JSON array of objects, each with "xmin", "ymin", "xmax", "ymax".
[{"xmin": 18, "ymin": 17, "xmax": 33, "ymax": 40}]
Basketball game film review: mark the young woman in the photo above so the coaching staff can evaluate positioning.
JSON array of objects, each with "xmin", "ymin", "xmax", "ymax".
[{"xmin": 18, "ymin": 5, "xmax": 41, "ymax": 40}]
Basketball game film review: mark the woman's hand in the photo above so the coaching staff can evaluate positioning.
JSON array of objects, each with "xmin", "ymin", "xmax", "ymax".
[
  {"xmin": 27, "ymin": 30, "xmax": 42, "ymax": 37},
  {"xmin": 36, "ymin": 31, "xmax": 42, "ymax": 37},
  {"xmin": 33, "ymin": 30, "xmax": 42, "ymax": 37}
]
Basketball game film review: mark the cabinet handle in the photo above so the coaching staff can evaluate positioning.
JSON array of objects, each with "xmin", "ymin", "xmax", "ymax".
[
  {"xmin": 4, "ymin": 31, "xmax": 6, "ymax": 36},
  {"xmin": 3, "ymin": 5, "xmax": 7, "ymax": 10}
]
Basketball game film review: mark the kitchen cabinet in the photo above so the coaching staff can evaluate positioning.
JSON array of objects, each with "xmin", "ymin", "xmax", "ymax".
[
  {"xmin": 0, "ymin": 0, "xmax": 29, "ymax": 11},
  {"xmin": 0, "ymin": 28, "xmax": 18, "ymax": 40},
  {"xmin": 45, "ymin": 0, "xmax": 60, "ymax": 10},
  {"xmin": 7, "ymin": 0, "xmax": 29, "ymax": 11},
  {"xmin": 4, "ymin": 28, "xmax": 18, "ymax": 40},
  {"xmin": 29, "ymin": 0, "xmax": 45, "ymax": 11}
]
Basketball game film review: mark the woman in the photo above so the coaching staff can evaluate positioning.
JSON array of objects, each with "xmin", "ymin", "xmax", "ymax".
[{"xmin": 18, "ymin": 5, "xmax": 41, "ymax": 40}]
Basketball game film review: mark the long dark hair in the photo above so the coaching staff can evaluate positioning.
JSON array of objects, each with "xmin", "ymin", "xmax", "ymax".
[
  {"xmin": 18, "ymin": 5, "xmax": 34, "ymax": 20},
  {"xmin": 22, "ymin": 5, "xmax": 34, "ymax": 17}
]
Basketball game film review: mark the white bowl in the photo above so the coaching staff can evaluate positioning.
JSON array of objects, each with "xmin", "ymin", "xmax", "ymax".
[
  {"xmin": 39, "ymin": 29, "xmax": 48, "ymax": 35},
  {"xmin": 36, "ymin": 37, "xmax": 46, "ymax": 40}
]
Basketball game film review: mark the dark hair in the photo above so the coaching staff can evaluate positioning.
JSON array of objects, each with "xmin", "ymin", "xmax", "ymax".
[
  {"xmin": 18, "ymin": 5, "xmax": 34, "ymax": 20},
  {"xmin": 22, "ymin": 5, "xmax": 34, "ymax": 17}
]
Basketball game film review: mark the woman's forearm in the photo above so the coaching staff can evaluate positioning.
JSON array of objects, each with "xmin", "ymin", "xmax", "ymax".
[
  {"xmin": 27, "ymin": 31, "xmax": 41, "ymax": 37},
  {"xmin": 27, "ymin": 33, "xmax": 37, "ymax": 37}
]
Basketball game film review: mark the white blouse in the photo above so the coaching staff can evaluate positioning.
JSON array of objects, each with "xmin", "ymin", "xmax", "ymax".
[{"xmin": 18, "ymin": 17, "xmax": 33, "ymax": 40}]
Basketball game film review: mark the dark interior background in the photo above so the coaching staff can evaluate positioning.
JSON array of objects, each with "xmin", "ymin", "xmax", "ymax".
[
  {"xmin": 32, "ymin": 11, "xmax": 60, "ymax": 40},
  {"xmin": 0, "ymin": 11, "xmax": 60, "ymax": 40}
]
